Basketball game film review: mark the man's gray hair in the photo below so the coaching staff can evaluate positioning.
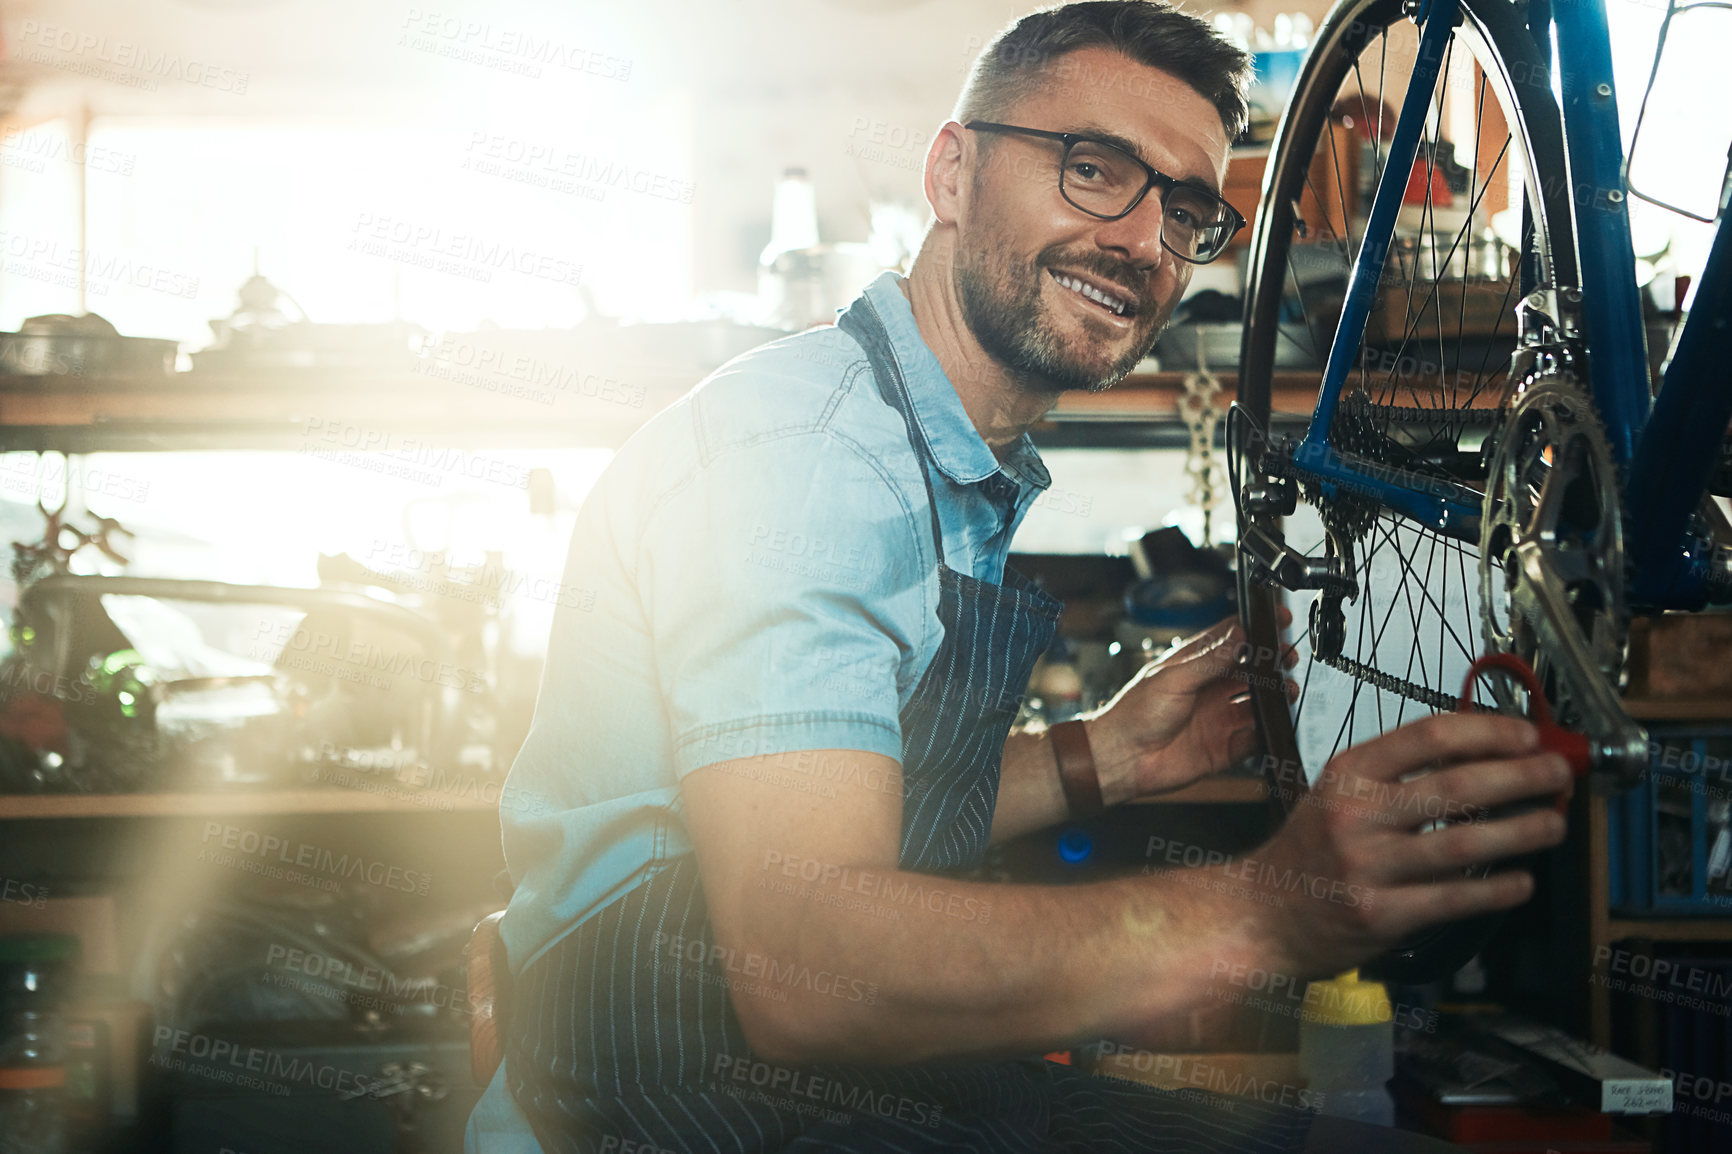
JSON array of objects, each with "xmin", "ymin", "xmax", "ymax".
[{"xmin": 956, "ymin": 1, "xmax": 1254, "ymax": 141}]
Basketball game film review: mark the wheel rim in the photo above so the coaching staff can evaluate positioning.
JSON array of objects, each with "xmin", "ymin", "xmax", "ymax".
[{"xmin": 1234, "ymin": 0, "xmax": 1575, "ymax": 981}]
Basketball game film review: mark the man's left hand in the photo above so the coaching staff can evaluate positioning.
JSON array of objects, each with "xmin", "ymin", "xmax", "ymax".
[{"xmin": 1082, "ymin": 612, "xmax": 1297, "ymax": 805}]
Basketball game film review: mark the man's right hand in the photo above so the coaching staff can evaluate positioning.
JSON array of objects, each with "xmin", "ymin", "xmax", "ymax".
[
  {"xmin": 679, "ymin": 714, "xmax": 1574, "ymax": 1067},
  {"xmin": 1237, "ymin": 712, "xmax": 1573, "ymax": 981}
]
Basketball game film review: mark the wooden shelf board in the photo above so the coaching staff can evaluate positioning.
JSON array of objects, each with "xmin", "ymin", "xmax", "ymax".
[
  {"xmin": 0, "ymin": 371, "xmax": 677, "ymax": 451},
  {"xmin": 1043, "ymin": 372, "xmax": 1323, "ymax": 423},
  {"xmin": 0, "ymin": 368, "xmax": 1338, "ymax": 439},
  {"xmin": 7, "ymin": 363, "xmax": 1529, "ymax": 440},
  {"xmin": 2, "ymin": 780, "xmax": 1263, "ymax": 817},
  {"xmin": 0, "ymin": 387, "xmax": 645, "ymax": 427},
  {"xmin": 0, "ymin": 789, "xmax": 499, "ymax": 819},
  {"xmin": 1605, "ymin": 918, "xmax": 1732, "ymax": 942},
  {"xmin": 1621, "ymin": 697, "xmax": 1732, "ymax": 721},
  {"xmin": 1042, "ymin": 369, "xmax": 1504, "ymax": 426}
]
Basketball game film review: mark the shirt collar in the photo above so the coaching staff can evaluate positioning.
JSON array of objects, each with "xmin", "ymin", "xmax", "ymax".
[{"xmin": 862, "ymin": 271, "xmax": 1051, "ymax": 492}]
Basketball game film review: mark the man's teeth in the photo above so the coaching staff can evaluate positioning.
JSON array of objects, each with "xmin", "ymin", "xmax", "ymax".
[{"xmin": 1051, "ymin": 272, "xmax": 1130, "ymax": 317}]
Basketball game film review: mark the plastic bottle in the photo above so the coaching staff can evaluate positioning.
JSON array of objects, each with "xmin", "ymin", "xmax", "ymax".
[
  {"xmin": 0, "ymin": 933, "xmax": 79, "ymax": 1154},
  {"xmin": 1035, "ymin": 638, "xmax": 1085, "ymax": 723},
  {"xmin": 1452, "ymin": 953, "xmax": 1488, "ymax": 997},
  {"xmin": 759, "ymin": 167, "xmax": 820, "ymax": 267},
  {"xmin": 1298, "ymin": 968, "xmax": 1396, "ymax": 1126}
]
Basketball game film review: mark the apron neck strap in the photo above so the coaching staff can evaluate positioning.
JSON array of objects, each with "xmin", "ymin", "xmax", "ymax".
[{"xmin": 836, "ymin": 296, "xmax": 948, "ymax": 568}]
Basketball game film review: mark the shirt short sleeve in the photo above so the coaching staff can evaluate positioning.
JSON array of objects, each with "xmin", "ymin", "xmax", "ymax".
[{"xmin": 638, "ymin": 429, "xmax": 930, "ymax": 777}]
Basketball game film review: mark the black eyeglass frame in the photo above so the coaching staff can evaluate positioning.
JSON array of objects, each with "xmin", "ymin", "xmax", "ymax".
[{"xmin": 963, "ymin": 120, "xmax": 1246, "ymax": 264}]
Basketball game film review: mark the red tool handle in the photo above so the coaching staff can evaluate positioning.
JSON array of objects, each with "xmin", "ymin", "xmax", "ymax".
[{"xmin": 1459, "ymin": 652, "xmax": 1590, "ymax": 813}]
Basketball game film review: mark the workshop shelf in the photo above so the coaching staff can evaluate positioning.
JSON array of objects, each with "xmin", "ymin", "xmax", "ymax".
[
  {"xmin": 0, "ymin": 788, "xmax": 501, "ymax": 819},
  {"xmin": 1603, "ymin": 919, "xmax": 1732, "ymax": 942},
  {"xmin": 0, "ymin": 369, "xmax": 1342, "ymax": 453}
]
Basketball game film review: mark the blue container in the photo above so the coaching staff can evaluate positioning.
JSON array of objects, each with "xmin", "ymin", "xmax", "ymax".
[
  {"xmin": 1609, "ymin": 726, "xmax": 1732, "ymax": 915},
  {"xmin": 1248, "ymin": 49, "xmax": 1305, "ymax": 122}
]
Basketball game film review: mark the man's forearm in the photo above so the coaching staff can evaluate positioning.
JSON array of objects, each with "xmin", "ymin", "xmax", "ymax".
[
  {"xmin": 718, "ymin": 857, "xmax": 1269, "ymax": 1067},
  {"xmin": 990, "ymin": 718, "xmax": 1132, "ymax": 843},
  {"xmin": 988, "ymin": 726, "xmax": 1070, "ymax": 843}
]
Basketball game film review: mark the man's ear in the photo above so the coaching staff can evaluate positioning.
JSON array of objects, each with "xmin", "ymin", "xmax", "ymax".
[{"xmin": 923, "ymin": 121, "xmax": 970, "ymax": 227}]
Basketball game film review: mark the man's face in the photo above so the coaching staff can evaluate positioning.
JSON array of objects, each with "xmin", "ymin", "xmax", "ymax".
[{"xmin": 952, "ymin": 46, "xmax": 1232, "ymax": 393}]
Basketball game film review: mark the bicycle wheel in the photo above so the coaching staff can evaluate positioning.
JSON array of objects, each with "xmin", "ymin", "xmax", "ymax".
[{"xmin": 1233, "ymin": 0, "xmax": 1580, "ymax": 981}]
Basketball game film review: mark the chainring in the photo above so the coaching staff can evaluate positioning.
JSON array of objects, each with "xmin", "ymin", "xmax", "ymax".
[{"xmin": 1477, "ymin": 370, "xmax": 1627, "ymax": 726}]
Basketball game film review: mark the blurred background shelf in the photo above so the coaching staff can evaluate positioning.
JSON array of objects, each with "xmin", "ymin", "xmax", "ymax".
[
  {"xmin": 0, "ymin": 370, "xmax": 676, "ymax": 451},
  {"xmin": 0, "ymin": 788, "xmax": 499, "ymax": 819},
  {"xmin": 0, "ymin": 369, "xmax": 1339, "ymax": 453},
  {"xmin": 1622, "ymin": 697, "xmax": 1732, "ymax": 720},
  {"xmin": 1604, "ymin": 918, "xmax": 1732, "ymax": 942},
  {"xmin": 1033, "ymin": 371, "xmax": 1320, "ymax": 450}
]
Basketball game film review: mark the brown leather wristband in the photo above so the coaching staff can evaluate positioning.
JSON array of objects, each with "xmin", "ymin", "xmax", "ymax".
[{"xmin": 1050, "ymin": 719, "xmax": 1104, "ymax": 818}]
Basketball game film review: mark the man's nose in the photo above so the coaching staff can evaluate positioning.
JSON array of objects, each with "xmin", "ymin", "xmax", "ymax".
[{"xmin": 1090, "ymin": 190, "xmax": 1170, "ymax": 273}]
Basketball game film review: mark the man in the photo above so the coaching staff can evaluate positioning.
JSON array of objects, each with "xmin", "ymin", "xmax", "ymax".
[{"xmin": 469, "ymin": 3, "xmax": 1573, "ymax": 1150}]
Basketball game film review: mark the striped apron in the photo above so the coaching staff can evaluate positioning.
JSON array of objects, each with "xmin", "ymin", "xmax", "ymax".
[{"xmin": 505, "ymin": 293, "xmax": 1317, "ymax": 1152}]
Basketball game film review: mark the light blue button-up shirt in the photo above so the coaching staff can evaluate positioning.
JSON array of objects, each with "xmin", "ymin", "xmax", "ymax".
[{"xmin": 498, "ymin": 271, "xmax": 1055, "ymax": 970}]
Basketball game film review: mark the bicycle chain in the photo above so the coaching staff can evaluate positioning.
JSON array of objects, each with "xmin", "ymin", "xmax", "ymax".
[
  {"xmin": 1315, "ymin": 649, "xmax": 1478, "ymax": 712},
  {"xmin": 1180, "ymin": 367, "xmax": 1227, "ymax": 545},
  {"xmin": 1308, "ymin": 392, "xmax": 1502, "ymax": 712},
  {"xmin": 1347, "ymin": 399, "xmax": 1503, "ymax": 429},
  {"xmin": 1337, "ymin": 392, "xmax": 1502, "ymax": 461},
  {"xmin": 1246, "ymin": 392, "xmax": 1503, "ymax": 712}
]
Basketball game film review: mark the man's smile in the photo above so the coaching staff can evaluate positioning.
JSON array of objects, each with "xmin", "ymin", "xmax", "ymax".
[{"xmin": 1046, "ymin": 267, "xmax": 1140, "ymax": 324}]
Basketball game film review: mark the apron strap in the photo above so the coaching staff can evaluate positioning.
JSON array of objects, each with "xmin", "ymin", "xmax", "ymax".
[{"xmin": 835, "ymin": 298, "xmax": 948, "ymax": 569}]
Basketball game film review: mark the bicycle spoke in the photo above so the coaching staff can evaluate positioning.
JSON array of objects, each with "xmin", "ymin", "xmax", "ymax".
[
  {"xmin": 1235, "ymin": 0, "xmax": 1583, "ymax": 983},
  {"xmin": 1454, "ymin": 73, "xmax": 1491, "ymax": 374},
  {"xmin": 1374, "ymin": 135, "xmax": 1510, "ymax": 416},
  {"xmin": 1380, "ymin": 518, "xmax": 1481, "ymax": 661},
  {"xmin": 1242, "ymin": 0, "xmax": 1571, "ymax": 813}
]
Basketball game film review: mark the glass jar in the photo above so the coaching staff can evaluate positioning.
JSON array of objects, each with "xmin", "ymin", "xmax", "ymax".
[{"xmin": 0, "ymin": 934, "xmax": 79, "ymax": 1154}]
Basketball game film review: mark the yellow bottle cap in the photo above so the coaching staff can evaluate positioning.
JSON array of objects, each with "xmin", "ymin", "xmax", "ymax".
[{"xmin": 1301, "ymin": 968, "xmax": 1393, "ymax": 1026}]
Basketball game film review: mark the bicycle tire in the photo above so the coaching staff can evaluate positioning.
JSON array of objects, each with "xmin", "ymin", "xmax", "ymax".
[{"xmin": 1235, "ymin": 0, "xmax": 1579, "ymax": 983}]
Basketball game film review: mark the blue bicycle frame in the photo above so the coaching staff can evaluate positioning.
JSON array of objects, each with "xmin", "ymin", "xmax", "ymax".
[{"xmin": 1297, "ymin": 0, "xmax": 1732, "ymax": 610}]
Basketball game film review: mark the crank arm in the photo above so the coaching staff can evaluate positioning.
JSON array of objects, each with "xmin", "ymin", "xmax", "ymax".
[{"xmin": 1511, "ymin": 540, "xmax": 1648, "ymax": 788}]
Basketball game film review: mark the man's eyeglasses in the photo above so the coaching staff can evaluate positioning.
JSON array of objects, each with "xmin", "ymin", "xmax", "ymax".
[{"xmin": 964, "ymin": 121, "xmax": 1245, "ymax": 264}]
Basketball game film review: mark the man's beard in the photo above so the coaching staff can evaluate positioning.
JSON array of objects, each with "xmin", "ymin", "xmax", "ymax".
[{"xmin": 953, "ymin": 240, "xmax": 1166, "ymax": 394}]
